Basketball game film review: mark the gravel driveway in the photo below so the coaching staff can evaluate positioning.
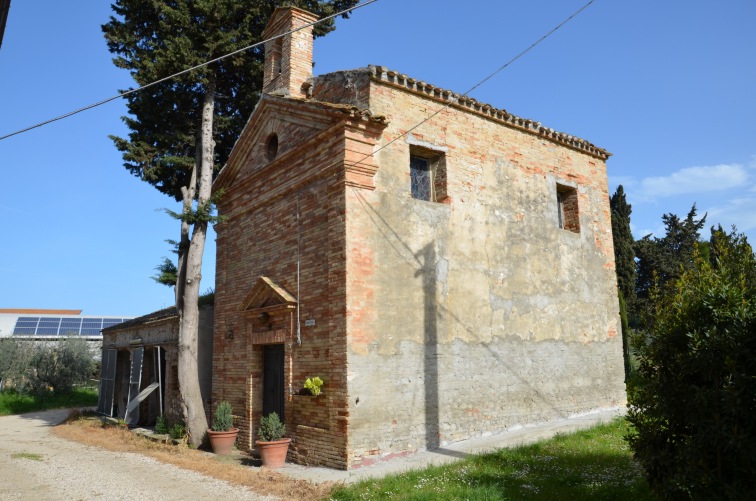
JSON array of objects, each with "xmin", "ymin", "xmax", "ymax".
[{"xmin": 0, "ymin": 409, "xmax": 276, "ymax": 501}]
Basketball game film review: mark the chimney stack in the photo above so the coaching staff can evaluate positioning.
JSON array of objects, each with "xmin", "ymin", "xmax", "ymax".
[{"xmin": 262, "ymin": 6, "xmax": 319, "ymax": 97}]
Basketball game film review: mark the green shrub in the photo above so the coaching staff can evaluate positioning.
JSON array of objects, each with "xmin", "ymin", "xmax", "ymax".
[
  {"xmin": 303, "ymin": 376, "xmax": 324, "ymax": 396},
  {"xmin": 169, "ymin": 422, "xmax": 186, "ymax": 440},
  {"xmin": 154, "ymin": 414, "xmax": 168, "ymax": 435},
  {"xmin": 212, "ymin": 401, "xmax": 234, "ymax": 431},
  {"xmin": 258, "ymin": 412, "xmax": 285, "ymax": 442},
  {"xmin": 626, "ymin": 229, "xmax": 756, "ymax": 499}
]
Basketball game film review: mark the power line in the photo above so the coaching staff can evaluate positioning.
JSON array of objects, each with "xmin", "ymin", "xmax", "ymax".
[
  {"xmin": 360, "ymin": 0, "xmax": 596, "ymax": 164},
  {"xmin": 0, "ymin": 0, "xmax": 379, "ymax": 142},
  {"xmin": 348, "ymin": 0, "xmax": 597, "ymax": 267}
]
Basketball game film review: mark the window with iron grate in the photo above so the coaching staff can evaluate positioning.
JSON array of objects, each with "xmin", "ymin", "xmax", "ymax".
[{"xmin": 410, "ymin": 150, "xmax": 447, "ymax": 203}]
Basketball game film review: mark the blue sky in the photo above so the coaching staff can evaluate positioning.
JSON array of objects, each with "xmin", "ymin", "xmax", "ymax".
[{"xmin": 0, "ymin": 0, "xmax": 754, "ymax": 316}]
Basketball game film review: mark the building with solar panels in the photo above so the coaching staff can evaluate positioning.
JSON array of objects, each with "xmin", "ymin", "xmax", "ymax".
[{"xmin": 0, "ymin": 309, "xmax": 134, "ymax": 340}]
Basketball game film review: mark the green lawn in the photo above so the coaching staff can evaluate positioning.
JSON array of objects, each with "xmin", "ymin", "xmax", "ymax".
[
  {"xmin": 330, "ymin": 418, "xmax": 652, "ymax": 500},
  {"xmin": 0, "ymin": 387, "xmax": 98, "ymax": 416}
]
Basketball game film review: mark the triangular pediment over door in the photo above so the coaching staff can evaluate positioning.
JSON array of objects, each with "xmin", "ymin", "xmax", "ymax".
[{"xmin": 240, "ymin": 276, "xmax": 297, "ymax": 343}]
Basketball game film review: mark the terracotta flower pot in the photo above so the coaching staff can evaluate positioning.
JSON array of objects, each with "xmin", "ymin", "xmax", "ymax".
[
  {"xmin": 208, "ymin": 428, "xmax": 239, "ymax": 454},
  {"xmin": 255, "ymin": 438, "xmax": 292, "ymax": 468}
]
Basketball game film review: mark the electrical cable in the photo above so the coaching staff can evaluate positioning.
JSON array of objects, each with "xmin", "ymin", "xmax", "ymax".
[
  {"xmin": 358, "ymin": 0, "xmax": 596, "ymax": 165},
  {"xmin": 0, "ymin": 0, "xmax": 379, "ymax": 142},
  {"xmin": 346, "ymin": 0, "xmax": 597, "ymax": 268}
]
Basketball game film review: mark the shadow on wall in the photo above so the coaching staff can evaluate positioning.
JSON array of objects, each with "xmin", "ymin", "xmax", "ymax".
[
  {"xmin": 416, "ymin": 243, "xmax": 439, "ymax": 450},
  {"xmin": 417, "ymin": 243, "xmax": 471, "ymax": 460},
  {"xmin": 350, "ymin": 187, "xmax": 570, "ymax": 443}
]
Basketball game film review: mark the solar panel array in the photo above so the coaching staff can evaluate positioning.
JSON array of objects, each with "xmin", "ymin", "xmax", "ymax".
[{"xmin": 12, "ymin": 316, "xmax": 130, "ymax": 337}]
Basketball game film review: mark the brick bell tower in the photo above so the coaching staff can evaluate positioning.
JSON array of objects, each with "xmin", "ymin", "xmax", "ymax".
[{"xmin": 261, "ymin": 6, "xmax": 319, "ymax": 98}]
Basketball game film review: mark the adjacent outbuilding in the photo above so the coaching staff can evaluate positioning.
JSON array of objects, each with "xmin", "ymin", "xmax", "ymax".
[{"xmin": 98, "ymin": 304, "xmax": 214, "ymax": 428}]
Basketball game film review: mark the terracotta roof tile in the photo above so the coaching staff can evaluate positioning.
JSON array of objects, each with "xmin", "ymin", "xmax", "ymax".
[
  {"xmin": 368, "ymin": 65, "xmax": 611, "ymax": 160},
  {"xmin": 101, "ymin": 306, "xmax": 177, "ymax": 333}
]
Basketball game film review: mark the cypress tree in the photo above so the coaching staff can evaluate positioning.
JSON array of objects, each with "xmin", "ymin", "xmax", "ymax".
[
  {"xmin": 102, "ymin": 0, "xmax": 360, "ymax": 446},
  {"xmin": 610, "ymin": 186, "xmax": 636, "ymax": 305},
  {"xmin": 610, "ymin": 186, "xmax": 636, "ymax": 377}
]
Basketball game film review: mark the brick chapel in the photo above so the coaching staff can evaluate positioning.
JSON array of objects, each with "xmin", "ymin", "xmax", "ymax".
[{"xmin": 211, "ymin": 6, "xmax": 626, "ymax": 469}]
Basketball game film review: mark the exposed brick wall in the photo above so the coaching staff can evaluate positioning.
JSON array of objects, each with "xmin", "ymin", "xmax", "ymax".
[
  {"xmin": 212, "ymin": 98, "xmax": 384, "ymax": 469},
  {"xmin": 262, "ymin": 7, "xmax": 318, "ymax": 97},
  {"xmin": 557, "ymin": 184, "xmax": 580, "ymax": 233}
]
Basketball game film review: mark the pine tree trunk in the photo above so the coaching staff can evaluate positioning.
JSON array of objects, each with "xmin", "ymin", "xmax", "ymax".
[{"xmin": 178, "ymin": 81, "xmax": 215, "ymax": 447}]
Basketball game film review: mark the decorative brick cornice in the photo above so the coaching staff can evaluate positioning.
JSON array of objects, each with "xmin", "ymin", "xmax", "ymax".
[
  {"xmin": 288, "ymin": 97, "xmax": 388, "ymax": 126},
  {"xmin": 368, "ymin": 65, "xmax": 611, "ymax": 160}
]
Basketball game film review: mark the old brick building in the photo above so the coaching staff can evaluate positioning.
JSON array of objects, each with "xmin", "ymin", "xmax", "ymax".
[
  {"xmin": 98, "ymin": 305, "xmax": 214, "ymax": 428},
  {"xmin": 211, "ymin": 7, "xmax": 626, "ymax": 469}
]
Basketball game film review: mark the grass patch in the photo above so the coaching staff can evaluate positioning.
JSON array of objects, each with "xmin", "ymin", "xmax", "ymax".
[
  {"xmin": 331, "ymin": 418, "xmax": 652, "ymax": 500},
  {"xmin": 0, "ymin": 387, "xmax": 98, "ymax": 416},
  {"xmin": 11, "ymin": 452, "xmax": 44, "ymax": 461}
]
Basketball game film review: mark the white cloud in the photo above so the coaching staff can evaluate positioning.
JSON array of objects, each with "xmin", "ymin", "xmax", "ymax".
[
  {"xmin": 636, "ymin": 163, "xmax": 748, "ymax": 201},
  {"xmin": 707, "ymin": 196, "xmax": 756, "ymax": 232}
]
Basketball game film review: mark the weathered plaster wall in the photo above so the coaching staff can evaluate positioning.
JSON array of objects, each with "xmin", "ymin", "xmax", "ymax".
[
  {"xmin": 343, "ymin": 76, "xmax": 625, "ymax": 467},
  {"xmin": 312, "ymin": 69, "xmax": 371, "ymax": 109}
]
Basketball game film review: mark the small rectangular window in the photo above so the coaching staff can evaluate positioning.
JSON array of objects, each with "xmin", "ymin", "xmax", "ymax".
[
  {"xmin": 410, "ymin": 150, "xmax": 448, "ymax": 203},
  {"xmin": 410, "ymin": 156, "xmax": 432, "ymax": 201},
  {"xmin": 556, "ymin": 184, "xmax": 580, "ymax": 233}
]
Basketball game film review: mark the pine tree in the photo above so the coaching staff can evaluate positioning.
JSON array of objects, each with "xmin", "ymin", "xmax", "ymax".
[
  {"xmin": 634, "ymin": 204, "xmax": 707, "ymax": 326},
  {"xmin": 102, "ymin": 0, "xmax": 359, "ymax": 447}
]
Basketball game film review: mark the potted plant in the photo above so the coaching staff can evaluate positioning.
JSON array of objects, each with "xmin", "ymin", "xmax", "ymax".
[
  {"xmin": 207, "ymin": 401, "xmax": 239, "ymax": 454},
  {"xmin": 255, "ymin": 412, "xmax": 291, "ymax": 468},
  {"xmin": 303, "ymin": 376, "xmax": 324, "ymax": 396}
]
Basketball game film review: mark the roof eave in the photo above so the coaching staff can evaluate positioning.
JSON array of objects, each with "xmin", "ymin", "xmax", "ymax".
[{"xmin": 368, "ymin": 65, "xmax": 611, "ymax": 160}]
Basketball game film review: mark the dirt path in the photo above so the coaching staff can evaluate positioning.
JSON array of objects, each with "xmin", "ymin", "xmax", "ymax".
[{"xmin": 0, "ymin": 409, "xmax": 277, "ymax": 501}]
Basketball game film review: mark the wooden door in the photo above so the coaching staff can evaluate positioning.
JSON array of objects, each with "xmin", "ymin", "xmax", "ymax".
[
  {"xmin": 124, "ymin": 347, "xmax": 144, "ymax": 426},
  {"xmin": 262, "ymin": 344, "xmax": 284, "ymax": 421},
  {"xmin": 97, "ymin": 349, "xmax": 117, "ymax": 416}
]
